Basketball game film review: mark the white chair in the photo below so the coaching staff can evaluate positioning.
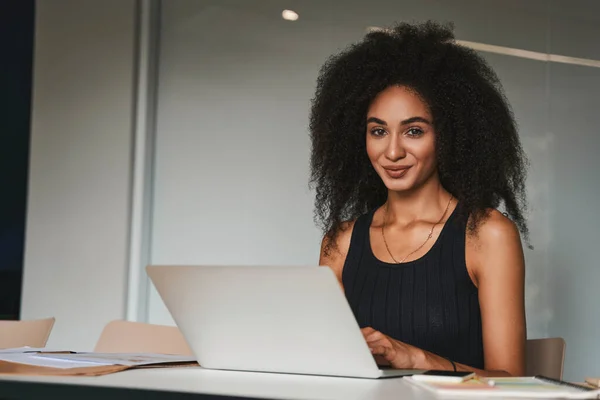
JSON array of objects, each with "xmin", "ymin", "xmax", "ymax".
[
  {"xmin": 0, "ymin": 317, "xmax": 55, "ymax": 348},
  {"xmin": 94, "ymin": 320, "xmax": 193, "ymax": 355},
  {"xmin": 526, "ymin": 337, "xmax": 566, "ymax": 380}
]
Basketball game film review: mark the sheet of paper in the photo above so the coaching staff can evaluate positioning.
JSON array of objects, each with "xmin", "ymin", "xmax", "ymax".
[
  {"xmin": 0, "ymin": 347, "xmax": 35, "ymax": 354},
  {"xmin": 35, "ymin": 353, "xmax": 197, "ymax": 366},
  {"xmin": 0, "ymin": 353, "xmax": 114, "ymax": 369},
  {"xmin": 0, "ymin": 347, "xmax": 72, "ymax": 354}
]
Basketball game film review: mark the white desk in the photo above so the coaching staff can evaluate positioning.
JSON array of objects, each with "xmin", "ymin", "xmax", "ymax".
[{"xmin": 0, "ymin": 366, "xmax": 438, "ymax": 400}]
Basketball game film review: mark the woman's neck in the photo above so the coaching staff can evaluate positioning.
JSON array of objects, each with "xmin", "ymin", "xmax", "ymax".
[{"xmin": 384, "ymin": 180, "xmax": 453, "ymax": 226}]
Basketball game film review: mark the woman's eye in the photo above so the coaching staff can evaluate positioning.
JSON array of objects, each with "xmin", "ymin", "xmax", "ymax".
[
  {"xmin": 406, "ymin": 128, "xmax": 424, "ymax": 137},
  {"xmin": 370, "ymin": 128, "xmax": 386, "ymax": 137}
]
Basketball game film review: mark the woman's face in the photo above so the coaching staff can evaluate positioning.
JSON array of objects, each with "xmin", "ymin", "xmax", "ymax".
[{"xmin": 366, "ymin": 85, "xmax": 438, "ymax": 193}]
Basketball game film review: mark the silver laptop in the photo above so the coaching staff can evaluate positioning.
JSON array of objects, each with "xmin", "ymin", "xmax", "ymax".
[{"xmin": 146, "ymin": 265, "xmax": 423, "ymax": 379}]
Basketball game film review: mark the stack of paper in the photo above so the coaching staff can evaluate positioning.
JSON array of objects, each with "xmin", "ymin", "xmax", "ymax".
[
  {"xmin": 405, "ymin": 376, "xmax": 600, "ymax": 399},
  {"xmin": 0, "ymin": 347, "xmax": 68, "ymax": 354},
  {"xmin": 0, "ymin": 348, "xmax": 198, "ymax": 376}
]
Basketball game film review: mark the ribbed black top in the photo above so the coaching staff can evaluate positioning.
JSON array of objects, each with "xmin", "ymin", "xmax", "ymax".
[{"xmin": 342, "ymin": 204, "xmax": 484, "ymax": 369}]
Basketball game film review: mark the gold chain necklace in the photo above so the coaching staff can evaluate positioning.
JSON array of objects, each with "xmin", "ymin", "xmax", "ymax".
[{"xmin": 381, "ymin": 196, "xmax": 453, "ymax": 264}]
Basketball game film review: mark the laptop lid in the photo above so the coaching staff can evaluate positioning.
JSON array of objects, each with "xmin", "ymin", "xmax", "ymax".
[{"xmin": 146, "ymin": 265, "xmax": 390, "ymax": 378}]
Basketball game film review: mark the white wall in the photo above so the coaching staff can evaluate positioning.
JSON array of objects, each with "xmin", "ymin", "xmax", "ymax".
[
  {"xmin": 547, "ymin": 63, "xmax": 600, "ymax": 381},
  {"xmin": 543, "ymin": 3, "xmax": 600, "ymax": 381},
  {"xmin": 21, "ymin": 0, "xmax": 137, "ymax": 350}
]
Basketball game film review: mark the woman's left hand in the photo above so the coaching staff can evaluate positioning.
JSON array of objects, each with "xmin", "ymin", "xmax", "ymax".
[{"xmin": 361, "ymin": 327, "xmax": 421, "ymax": 369}]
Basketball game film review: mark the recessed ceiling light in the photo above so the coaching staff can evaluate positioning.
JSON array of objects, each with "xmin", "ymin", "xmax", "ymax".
[{"xmin": 282, "ymin": 9, "xmax": 299, "ymax": 21}]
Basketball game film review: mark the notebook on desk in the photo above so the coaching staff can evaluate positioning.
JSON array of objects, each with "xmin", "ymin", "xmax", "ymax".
[
  {"xmin": 404, "ymin": 375, "xmax": 600, "ymax": 398},
  {"xmin": 146, "ymin": 264, "xmax": 424, "ymax": 379}
]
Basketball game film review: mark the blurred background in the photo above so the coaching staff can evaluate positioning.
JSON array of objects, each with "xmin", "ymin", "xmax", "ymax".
[{"xmin": 2, "ymin": 0, "xmax": 599, "ymax": 381}]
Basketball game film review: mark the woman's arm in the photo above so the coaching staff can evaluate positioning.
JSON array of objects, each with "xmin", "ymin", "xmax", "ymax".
[
  {"xmin": 468, "ymin": 210, "xmax": 527, "ymax": 376},
  {"xmin": 318, "ymin": 221, "xmax": 355, "ymax": 290}
]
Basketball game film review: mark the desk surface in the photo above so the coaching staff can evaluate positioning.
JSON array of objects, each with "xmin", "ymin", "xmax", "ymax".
[{"xmin": 0, "ymin": 367, "xmax": 436, "ymax": 400}]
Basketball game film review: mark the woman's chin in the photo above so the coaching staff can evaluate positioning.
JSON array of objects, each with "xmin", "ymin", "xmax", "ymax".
[
  {"xmin": 382, "ymin": 179, "xmax": 415, "ymax": 192},
  {"xmin": 378, "ymin": 169, "xmax": 436, "ymax": 193}
]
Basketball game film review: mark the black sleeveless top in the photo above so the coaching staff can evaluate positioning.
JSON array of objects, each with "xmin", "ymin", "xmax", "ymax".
[{"xmin": 342, "ymin": 204, "xmax": 484, "ymax": 369}]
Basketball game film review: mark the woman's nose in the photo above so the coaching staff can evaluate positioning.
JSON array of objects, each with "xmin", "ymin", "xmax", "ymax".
[{"xmin": 385, "ymin": 134, "xmax": 406, "ymax": 161}]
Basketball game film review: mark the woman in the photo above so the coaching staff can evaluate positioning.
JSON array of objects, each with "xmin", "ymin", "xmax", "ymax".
[{"xmin": 309, "ymin": 21, "xmax": 529, "ymax": 377}]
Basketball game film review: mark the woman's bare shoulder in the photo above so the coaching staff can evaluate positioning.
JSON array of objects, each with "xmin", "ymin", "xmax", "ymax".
[
  {"xmin": 468, "ymin": 209, "xmax": 521, "ymax": 249},
  {"xmin": 466, "ymin": 209, "xmax": 523, "ymax": 286}
]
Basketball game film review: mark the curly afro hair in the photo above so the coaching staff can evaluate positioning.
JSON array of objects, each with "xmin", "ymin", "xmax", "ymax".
[{"xmin": 309, "ymin": 21, "xmax": 530, "ymax": 255}]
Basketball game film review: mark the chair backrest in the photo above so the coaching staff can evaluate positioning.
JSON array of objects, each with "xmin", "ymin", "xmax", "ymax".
[
  {"xmin": 94, "ymin": 320, "xmax": 193, "ymax": 355},
  {"xmin": 526, "ymin": 337, "xmax": 566, "ymax": 380},
  {"xmin": 0, "ymin": 317, "xmax": 55, "ymax": 349}
]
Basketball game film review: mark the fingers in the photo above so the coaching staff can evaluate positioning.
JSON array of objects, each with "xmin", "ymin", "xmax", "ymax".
[
  {"xmin": 373, "ymin": 354, "xmax": 391, "ymax": 366},
  {"xmin": 369, "ymin": 345, "xmax": 395, "ymax": 361},
  {"xmin": 367, "ymin": 335, "xmax": 395, "ymax": 361},
  {"xmin": 361, "ymin": 328, "xmax": 413, "ymax": 369},
  {"xmin": 360, "ymin": 327, "xmax": 375, "ymax": 336},
  {"xmin": 361, "ymin": 327, "xmax": 395, "ymax": 361},
  {"xmin": 361, "ymin": 327, "xmax": 385, "ymax": 341}
]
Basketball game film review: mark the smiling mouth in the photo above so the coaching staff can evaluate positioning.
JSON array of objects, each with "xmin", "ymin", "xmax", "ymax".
[{"xmin": 382, "ymin": 166, "xmax": 411, "ymax": 179}]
